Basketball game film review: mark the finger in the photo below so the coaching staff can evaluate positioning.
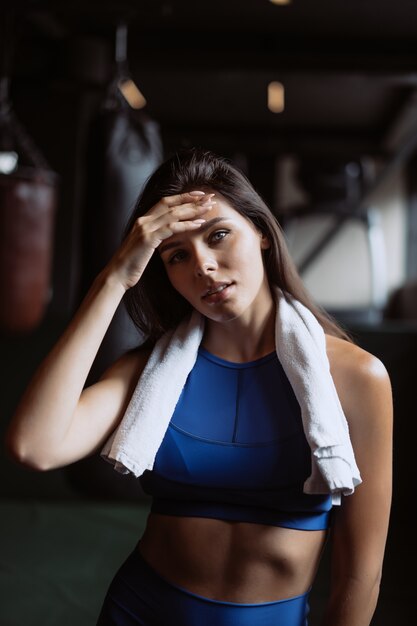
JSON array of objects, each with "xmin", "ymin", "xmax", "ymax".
[
  {"xmin": 155, "ymin": 191, "xmax": 210, "ymax": 213},
  {"xmin": 170, "ymin": 218, "xmax": 207, "ymax": 231},
  {"xmin": 151, "ymin": 193, "xmax": 216, "ymax": 219},
  {"xmin": 156, "ymin": 219, "xmax": 209, "ymax": 242},
  {"xmin": 148, "ymin": 199, "xmax": 216, "ymax": 226},
  {"xmin": 192, "ymin": 192, "xmax": 216, "ymax": 204},
  {"xmin": 144, "ymin": 210, "xmax": 211, "ymax": 239}
]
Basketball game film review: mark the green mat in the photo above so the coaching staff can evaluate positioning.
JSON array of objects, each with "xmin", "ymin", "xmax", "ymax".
[{"xmin": 0, "ymin": 500, "xmax": 151, "ymax": 626}]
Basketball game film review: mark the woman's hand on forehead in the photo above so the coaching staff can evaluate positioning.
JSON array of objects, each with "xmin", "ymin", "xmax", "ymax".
[
  {"xmin": 151, "ymin": 191, "xmax": 216, "ymax": 217},
  {"xmin": 105, "ymin": 191, "xmax": 216, "ymax": 290},
  {"xmin": 146, "ymin": 192, "xmax": 217, "ymax": 235}
]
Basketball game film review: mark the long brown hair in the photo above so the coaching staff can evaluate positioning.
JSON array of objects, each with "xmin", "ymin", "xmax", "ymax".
[{"xmin": 124, "ymin": 147, "xmax": 354, "ymax": 344}]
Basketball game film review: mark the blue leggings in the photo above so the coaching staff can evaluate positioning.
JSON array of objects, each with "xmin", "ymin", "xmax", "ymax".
[{"xmin": 96, "ymin": 542, "xmax": 310, "ymax": 625}]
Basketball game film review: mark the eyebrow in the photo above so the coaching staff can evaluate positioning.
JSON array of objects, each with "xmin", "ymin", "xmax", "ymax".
[{"xmin": 158, "ymin": 217, "xmax": 232, "ymax": 256}]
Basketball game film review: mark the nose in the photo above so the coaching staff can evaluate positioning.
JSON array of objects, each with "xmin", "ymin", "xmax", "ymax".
[{"xmin": 193, "ymin": 247, "xmax": 218, "ymax": 277}]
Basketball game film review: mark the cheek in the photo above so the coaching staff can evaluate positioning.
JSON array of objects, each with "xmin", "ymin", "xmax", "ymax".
[
  {"xmin": 166, "ymin": 270, "xmax": 182, "ymax": 290},
  {"xmin": 238, "ymin": 237, "xmax": 265, "ymax": 268},
  {"xmin": 246, "ymin": 253, "xmax": 268, "ymax": 287},
  {"xmin": 165, "ymin": 267, "xmax": 193, "ymax": 299},
  {"xmin": 162, "ymin": 262, "xmax": 180, "ymax": 288}
]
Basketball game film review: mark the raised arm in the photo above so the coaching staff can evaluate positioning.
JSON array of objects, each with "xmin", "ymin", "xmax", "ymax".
[
  {"xmin": 322, "ymin": 343, "xmax": 393, "ymax": 626},
  {"xmin": 5, "ymin": 191, "xmax": 215, "ymax": 471}
]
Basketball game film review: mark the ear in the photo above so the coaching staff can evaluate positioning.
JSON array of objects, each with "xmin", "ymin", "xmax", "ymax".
[{"xmin": 260, "ymin": 232, "xmax": 271, "ymax": 250}]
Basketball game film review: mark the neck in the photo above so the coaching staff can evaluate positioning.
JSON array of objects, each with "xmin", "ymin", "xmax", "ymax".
[{"xmin": 201, "ymin": 298, "xmax": 276, "ymax": 363}]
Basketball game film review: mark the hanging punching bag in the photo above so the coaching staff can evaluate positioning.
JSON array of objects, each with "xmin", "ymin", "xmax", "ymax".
[
  {"xmin": 80, "ymin": 82, "xmax": 163, "ymax": 381},
  {"xmin": 0, "ymin": 77, "xmax": 58, "ymax": 333},
  {"xmin": 67, "ymin": 27, "xmax": 163, "ymax": 500},
  {"xmin": 78, "ymin": 25, "xmax": 162, "ymax": 387}
]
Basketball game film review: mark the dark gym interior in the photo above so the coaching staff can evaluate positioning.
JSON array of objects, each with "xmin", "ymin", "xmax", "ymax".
[{"xmin": 1, "ymin": 1, "xmax": 416, "ymax": 624}]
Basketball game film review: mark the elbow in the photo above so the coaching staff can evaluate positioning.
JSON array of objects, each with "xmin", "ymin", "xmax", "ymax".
[
  {"xmin": 366, "ymin": 575, "xmax": 382, "ymax": 619},
  {"xmin": 347, "ymin": 567, "xmax": 383, "ymax": 592},
  {"xmin": 372, "ymin": 568, "xmax": 383, "ymax": 603},
  {"xmin": 364, "ymin": 564, "xmax": 383, "ymax": 599},
  {"xmin": 8, "ymin": 449, "xmax": 54, "ymax": 472},
  {"xmin": 4, "ymin": 429, "xmax": 53, "ymax": 472},
  {"xmin": 332, "ymin": 568, "xmax": 382, "ymax": 608}
]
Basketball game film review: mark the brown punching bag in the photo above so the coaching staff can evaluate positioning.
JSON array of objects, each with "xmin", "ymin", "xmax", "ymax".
[{"xmin": 0, "ymin": 78, "xmax": 58, "ymax": 333}]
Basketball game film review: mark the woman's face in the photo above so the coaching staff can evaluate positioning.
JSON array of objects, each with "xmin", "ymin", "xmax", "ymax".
[{"xmin": 158, "ymin": 192, "xmax": 272, "ymax": 324}]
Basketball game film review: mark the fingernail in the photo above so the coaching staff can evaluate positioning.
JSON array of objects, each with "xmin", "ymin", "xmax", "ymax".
[
  {"xmin": 189, "ymin": 191, "xmax": 205, "ymax": 196},
  {"xmin": 193, "ymin": 219, "xmax": 206, "ymax": 224}
]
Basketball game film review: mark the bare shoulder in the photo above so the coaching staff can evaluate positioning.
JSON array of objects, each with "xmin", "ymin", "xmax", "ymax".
[
  {"xmin": 324, "ymin": 334, "xmax": 392, "ymax": 429},
  {"xmin": 325, "ymin": 333, "xmax": 389, "ymax": 382}
]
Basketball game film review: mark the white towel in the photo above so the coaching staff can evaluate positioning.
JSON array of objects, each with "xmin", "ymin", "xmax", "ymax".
[{"xmin": 101, "ymin": 287, "xmax": 362, "ymax": 504}]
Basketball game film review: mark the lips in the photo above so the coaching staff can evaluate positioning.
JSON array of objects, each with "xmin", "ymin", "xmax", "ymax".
[
  {"xmin": 202, "ymin": 283, "xmax": 233, "ymax": 304},
  {"xmin": 202, "ymin": 282, "xmax": 232, "ymax": 298}
]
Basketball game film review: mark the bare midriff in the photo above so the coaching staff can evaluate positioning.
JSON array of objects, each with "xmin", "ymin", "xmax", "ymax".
[{"xmin": 138, "ymin": 513, "xmax": 327, "ymax": 603}]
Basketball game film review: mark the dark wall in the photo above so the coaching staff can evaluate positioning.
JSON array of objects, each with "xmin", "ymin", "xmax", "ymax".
[{"xmin": 2, "ymin": 69, "xmax": 415, "ymax": 509}]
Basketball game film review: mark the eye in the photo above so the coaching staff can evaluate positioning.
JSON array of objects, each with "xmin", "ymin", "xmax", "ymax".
[
  {"xmin": 210, "ymin": 229, "xmax": 229, "ymax": 243},
  {"xmin": 167, "ymin": 250, "xmax": 187, "ymax": 265}
]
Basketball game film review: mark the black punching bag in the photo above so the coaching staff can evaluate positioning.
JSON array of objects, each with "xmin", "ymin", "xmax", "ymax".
[
  {"xmin": 80, "ymin": 89, "xmax": 163, "ymax": 378},
  {"xmin": 68, "ymin": 52, "xmax": 163, "ymax": 499}
]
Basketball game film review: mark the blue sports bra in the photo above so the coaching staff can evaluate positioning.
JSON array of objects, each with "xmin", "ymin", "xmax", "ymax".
[{"xmin": 139, "ymin": 347, "xmax": 333, "ymax": 530}]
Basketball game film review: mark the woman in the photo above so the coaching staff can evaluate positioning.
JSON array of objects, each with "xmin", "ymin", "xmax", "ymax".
[{"xmin": 6, "ymin": 148, "xmax": 393, "ymax": 625}]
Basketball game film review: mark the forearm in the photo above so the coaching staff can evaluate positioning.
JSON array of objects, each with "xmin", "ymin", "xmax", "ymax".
[
  {"xmin": 6, "ymin": 269, "xmax": 126, "ymax": 465},
  {"xmin": 321, "ymin": 576, "xmax": 380, "ymax": 626}
]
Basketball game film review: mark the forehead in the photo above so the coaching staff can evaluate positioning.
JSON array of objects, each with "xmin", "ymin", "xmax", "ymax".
[
  {"xmin": 196, "ymin": 194, "xmax": 257, "ymax": 231},
  {"xmin": 206, "ymin": 195, "xmax": 239, "ymax": 218}
]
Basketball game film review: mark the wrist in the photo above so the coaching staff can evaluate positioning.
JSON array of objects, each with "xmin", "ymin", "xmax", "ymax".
[{"xmin": 94, "ymin": 267, "xmax": 129, "ymax": 297}]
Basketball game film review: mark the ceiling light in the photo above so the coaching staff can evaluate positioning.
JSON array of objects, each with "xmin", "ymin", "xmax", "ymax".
[
  {"xmin": 268, "ymin": 81, "xmax": 285, "ymax": 113},
  {"xmin": 118, "ymin": 79, "xmax": 147, "ymax": 109},
  {"xmin": 269, "ymin": 0, "xmax": 292, "ymax": 5},
  {"xmin": 0, "ymin": 151, "xmax": 18, "ymax": 174}
]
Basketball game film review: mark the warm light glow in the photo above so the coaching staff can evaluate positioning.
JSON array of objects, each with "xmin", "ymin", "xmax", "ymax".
[
  {"xmin": 268, "ymin": 81, "xmax": 285, "ymax": 113},
  {"xmin": 118, "ymin": 79, "xmax": 147, "ymax": 109},
  {"xmin": 269, "ymin": 0, "xmax": 292, "ymax": 5}
]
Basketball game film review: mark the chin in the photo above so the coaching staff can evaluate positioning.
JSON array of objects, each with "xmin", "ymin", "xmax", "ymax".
[{"xmin": 202, "ymin": 304, "xmax": 247, "ymax": 324}]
